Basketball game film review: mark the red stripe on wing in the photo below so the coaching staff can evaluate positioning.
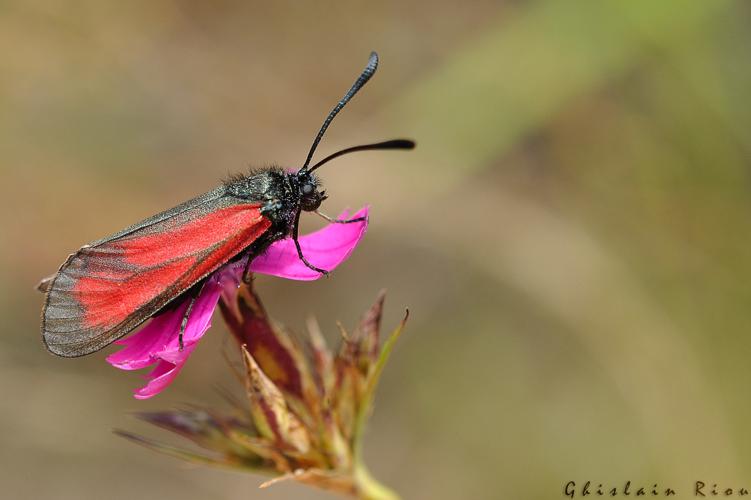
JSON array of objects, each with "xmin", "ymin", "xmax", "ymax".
[
  {"xmin": 73, "ymin": 257, "xmax": 197, "ymax": 330},
  {"xmin": 44, "ymin": 202, "xmax": 272, "ymax": 356}
]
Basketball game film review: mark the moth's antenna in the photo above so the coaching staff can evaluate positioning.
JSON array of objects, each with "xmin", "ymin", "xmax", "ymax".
[
  {"xmin": 307, "ymin": 139, "xmax": 415, "ymax": 173},
  {"xmin": 300, "ymin": 52, "xmax": 379, "ymax": 172}
]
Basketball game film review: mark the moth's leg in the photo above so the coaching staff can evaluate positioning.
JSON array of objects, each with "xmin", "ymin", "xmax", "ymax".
[
  {"xmin": 178, "ymin": 294, "xmax": 198, "ymax": 351},
  {"xmin": 315, "ymin": 210, "xmax": 367, "ymax": 224},
  {"xmin": 294, "ymin": 237, "xmax": 329, "ymax": 276},
  {"xmin": 242, "ymin": 252, "xmax": 254, "ymax": 284},
  {"xmin": 293, "ymin": 209, "xmax": 329, "ymax": 277}
]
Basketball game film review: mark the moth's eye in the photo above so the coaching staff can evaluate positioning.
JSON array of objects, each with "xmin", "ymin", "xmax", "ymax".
[{"xmin": 302, "ymin": 183, "xmax": 315, "ymax": 195}]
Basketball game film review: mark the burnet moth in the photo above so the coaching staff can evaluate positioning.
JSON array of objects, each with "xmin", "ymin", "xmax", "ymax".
[{"xmin": 38, "ymin": 51, "xmax": 414, "ymax": 358}]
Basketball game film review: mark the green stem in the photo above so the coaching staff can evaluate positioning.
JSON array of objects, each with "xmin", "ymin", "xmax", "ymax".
[
  {"xmin": 348, "ymin": 313, "xmax": 408, "ymax": 500},
  {"xmin": 352, "ymin": 312, "xmax": 409, "ymax": 462},
  {"xmin": 354, "ymin": 463, "xmax": 400, "ymax": 500}
]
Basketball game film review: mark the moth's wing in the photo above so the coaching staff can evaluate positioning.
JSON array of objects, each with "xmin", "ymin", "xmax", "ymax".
[
  {"xmin": 36, "ymin": 188, "xmax": 228, "ymax": 293},
  {"xmin": 41, "ymin": 188, "xmax": 272, "ymax": 357}
]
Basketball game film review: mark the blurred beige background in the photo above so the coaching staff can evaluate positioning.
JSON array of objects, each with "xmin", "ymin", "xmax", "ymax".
[{"xmin": 3, "ymin": 1, "xmax": 751, "ymax": 499}]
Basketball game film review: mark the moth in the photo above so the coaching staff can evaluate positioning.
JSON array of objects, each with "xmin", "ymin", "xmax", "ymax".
[{"xmin": 39, "ymin": 51, "xmax": 414, "ymax": 358}]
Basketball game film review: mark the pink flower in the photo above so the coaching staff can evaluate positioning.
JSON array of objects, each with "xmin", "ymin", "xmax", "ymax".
[{"xmin": 106, "ymin": 208, "xmax": 369, "ymax": 399}]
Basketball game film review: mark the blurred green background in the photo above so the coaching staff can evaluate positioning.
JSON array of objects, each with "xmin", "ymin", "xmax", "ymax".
[{"xmin": 3, "ymin": 1, "xmax": 751, "ymax": 498}]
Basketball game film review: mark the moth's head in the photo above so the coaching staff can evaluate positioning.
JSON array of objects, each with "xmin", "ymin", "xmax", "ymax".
[{"xmin": 296, "ymin": 171, "xmax": 326, "ymax": 212}]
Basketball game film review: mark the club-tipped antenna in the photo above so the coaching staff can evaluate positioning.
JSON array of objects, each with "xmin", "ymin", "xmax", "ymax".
[
  {"xmin": 307, "ymin": 139, "xmax": 415, "ymax": 173},
  {"xmin": 300, "ymin": 52, "xmax": 379, "ymax": 172}
]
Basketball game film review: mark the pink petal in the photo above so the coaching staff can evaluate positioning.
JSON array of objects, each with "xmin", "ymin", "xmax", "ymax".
[
  {"xmin": 250, "ymin": 206, "xmax": 369, "ymax": 280},
  {"xmin": 105, "ymin": 206, "xmax": 369, "ymax": 398},
  {"xmin": 106, "ymin": 269, "xmax": 234, "ymax": 399},
  {"xmin": 105, "ymin": 301, "xmax": 189, "ymax": 371}
]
